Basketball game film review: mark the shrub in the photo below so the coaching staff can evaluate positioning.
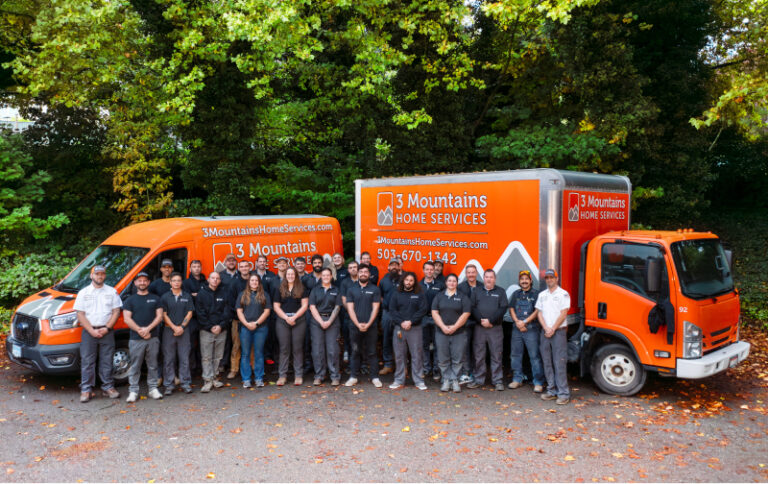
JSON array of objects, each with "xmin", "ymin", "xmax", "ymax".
[{"xmin": 0, "ymin": 252, "xmax": 77, "ymax": 308}]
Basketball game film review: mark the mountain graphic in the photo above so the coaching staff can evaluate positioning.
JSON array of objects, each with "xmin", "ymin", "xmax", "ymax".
[
  {"xmin": 568, "ymin": 204, "xmax": 579, "ymax": 222},
  {"xmin": 378, "ymin": 206, "xmax": 393, "ymax": 226}
]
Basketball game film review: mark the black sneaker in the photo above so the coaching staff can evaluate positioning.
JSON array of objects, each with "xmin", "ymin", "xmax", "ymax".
[{"xmin": 163, "ymin": 387, "xmax": 174, "ymax": 396}]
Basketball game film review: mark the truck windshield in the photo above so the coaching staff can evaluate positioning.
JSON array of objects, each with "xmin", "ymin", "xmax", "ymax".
[
  {"xmin": 54, "ymin": 245, "xmax": 149, "ymax": 293},
  {"xmin": 671, "ymin": 239, "xmax": 734, "ymax": 299}
]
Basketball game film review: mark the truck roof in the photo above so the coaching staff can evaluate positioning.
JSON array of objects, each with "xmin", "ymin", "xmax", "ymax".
[
  {"xmin": 103, "ymin": 215, "xmax": 336, "ymax": 248},
  {"xmin": 600, "ymin": 230, "xmax": 721, "ymax": 244},
  {"xmin": 355, "ymin": 168, "xmax": 630, "ymax": 193}
]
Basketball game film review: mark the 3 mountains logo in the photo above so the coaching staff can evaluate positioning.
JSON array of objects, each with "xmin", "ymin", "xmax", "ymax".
[
  {"xmin": 377, "ymin": 192, "xmax": 394, "ymax": 226},
  {"xmin": 568, "ymin": 192, "xmax": 580, "ymax": 222}
]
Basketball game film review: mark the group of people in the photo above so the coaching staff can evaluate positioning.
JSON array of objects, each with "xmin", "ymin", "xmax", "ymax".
[{"xmin": 73, "ymin": 252, "xmax": 572, "ymax": 405}]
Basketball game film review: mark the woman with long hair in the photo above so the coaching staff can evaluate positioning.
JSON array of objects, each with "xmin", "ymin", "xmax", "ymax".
[
  {"xmin": 308, "ymin": 267, "xmax": 343, "ymax": 386},
  {"xmin": 273, "ymin": 267, "xmax": 309, "ymax": 386},
  {"xmin": 431, "ymin": 273, "xmax": 471, "ymax": 393},
  {"xmin": 235, "ymin": 274, "xmax": 271, "ymax": 388}
]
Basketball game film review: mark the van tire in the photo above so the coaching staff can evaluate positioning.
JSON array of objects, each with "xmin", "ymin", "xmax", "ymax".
[
  {"xmin": 112, "ymin": 338, "xmax": 131, "ymax": 386},
  {"xmin": 591, "ymin": 344, "xmax": 646, "ymax": 396}
]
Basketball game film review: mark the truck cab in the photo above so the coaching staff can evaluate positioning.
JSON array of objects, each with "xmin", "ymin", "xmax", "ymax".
[{"xmin": 581, "ymin": 230, "xmax": 750, "ymax": 395}]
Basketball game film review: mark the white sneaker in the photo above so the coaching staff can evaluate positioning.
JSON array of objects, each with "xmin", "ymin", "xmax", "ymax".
[
  {"xmin": 372, "ymin": 378, "xmax": 383, "ymax": 388},
  {"xmin": 148, "ymin": 388, "xmax": 163, "ymax": 400},
  {"xmin": 389, "ymin": 382, "xmax": 404, "ymax": 389},
  {"xmin": 126, "ymin": 392, "xmax": 138, "ymax": 403},
  {"xmin": 416, "ymin": 382, "xmax": 428, "ymax": 391},
  {"xmin": 344, "ymin": 377, "xmax": 358, "ymax": 387}
]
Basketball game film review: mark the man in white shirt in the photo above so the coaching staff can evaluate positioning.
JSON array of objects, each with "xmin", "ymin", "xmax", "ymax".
[
  {"xmin": 535, "ymin": 269, "xmax": 570, "ymax": 405},
  {"xmin": 73, "ymin": 265, "xmax": 123, "ymax": 403}
]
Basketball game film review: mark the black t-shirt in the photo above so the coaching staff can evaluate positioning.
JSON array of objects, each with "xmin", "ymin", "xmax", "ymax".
[
  {"xmin": 309, "ymin": 285, "xmax": 342, "ymax": 315},
  {"xmin": 123, "ymin": 293, "xmax": 162, "ymax": 340},
  {"xmin": 274, "ymin": 287, "xmax": 307, "ymax": 315},
  {"xmin": 346, "ymin": 282, "xmax": 381, "ymax": 323},
  {"xmin": 431, "ymin": 291, "xmax": 471, "ymax": 332},
  {"xmin": 420, "ymin": 278, "xmax": 445, "ymax": 307},
  {"xmin": 161, "ymin": 290, "xmax": 195, "ymax": 326},
  {"xmin": 236, "ymin": 292, "xmax": 272, "ymax": 324},
  {"xmin": 148, "ymin": 278, "xmax": 171, "ymax": 297}
]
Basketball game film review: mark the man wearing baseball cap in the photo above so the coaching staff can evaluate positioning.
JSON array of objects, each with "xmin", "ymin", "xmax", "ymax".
[
  {"xmin": 535, "ymin": 269, "xmax": 571, "ymax": 404},
  {"xmin": 149, "ymin": 259, "xmax": 174, "ymax": 297},
  {"xmin": 73, "ymin": 265, "xmax": 123, "ymax": 403},
  {"xmin": 123, "ymin": 272, "xmax": 164, "ymax": 402}
]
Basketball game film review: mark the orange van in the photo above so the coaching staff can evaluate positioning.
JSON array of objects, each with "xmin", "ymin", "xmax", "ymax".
[
  {"xmin": 356, "ymin": 169, "xmax": 749, "ymax": 395},
  {"xmin": 6, "ymin": 215, "xmax": 342, "ymax": 382}
]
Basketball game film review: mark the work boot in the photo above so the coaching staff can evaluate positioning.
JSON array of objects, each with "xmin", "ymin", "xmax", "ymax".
[
  {"xmin": 379, "ymin": 366, "xmax": 393, "ymax": 375},
  {"xmin": 533, "ymin": 385, "xmax": 544, "ymax": 393},
  {"xmin": 508, "ymin": 381, "xmax": 523, "ymax": 389},
  {"xmin": 556, "ymin": 396, "xmax": 570, "ymax": 405},
  {"xmin": 80, "ymin": 391, "xmax": 93, "ymax": 403},
  {"xmin": 541, "ymin": 392, "xmax": 557, "ymax": 401}
]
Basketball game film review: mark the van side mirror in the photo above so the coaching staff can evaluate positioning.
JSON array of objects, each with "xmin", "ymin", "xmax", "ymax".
[
  {"xmin": 724, "ymin": 250, "xmax": 733, "ymax": 271},
  {"xmin": 646, "ymin": 257, "xmax": 663, "ymax": 293}
]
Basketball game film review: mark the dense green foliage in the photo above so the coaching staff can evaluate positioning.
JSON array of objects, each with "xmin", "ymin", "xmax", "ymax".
[
  {"xmin": 0, "ymin": 251, "xmax": 76, "ymax": 307},
  {"xmin": 0, "ymin": 0, "xmax": 765, "ymax": 320}
]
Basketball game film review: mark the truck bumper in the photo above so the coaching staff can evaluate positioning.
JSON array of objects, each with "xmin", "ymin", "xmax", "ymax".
[
  {"xmin": 676, "ymin": 341, "xmax": 750, "ymax": 379},
  {"xmin": 5, "ymin": 336, "xmax": 80, "ymax": 375}
]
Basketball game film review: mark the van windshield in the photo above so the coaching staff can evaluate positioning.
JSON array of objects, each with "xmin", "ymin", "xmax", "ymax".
[
  {"xmin": 55, "ymin": 245, "xmax": 150, "ymax": 293},
  {"xmin": 671, "ymin": 239, "xmax": 734, "ymax": 299}
]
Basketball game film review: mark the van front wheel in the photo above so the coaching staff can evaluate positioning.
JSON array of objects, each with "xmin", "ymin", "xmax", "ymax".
[
  {"xmin": 591, "ymin": 344, "xmax": 646, "ymax": 396},
  {"xmin": 112, "ymin": 339, "xmax": 131, "ymax": 386}
]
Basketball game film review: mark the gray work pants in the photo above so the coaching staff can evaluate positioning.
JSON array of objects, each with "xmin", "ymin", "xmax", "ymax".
[
  {"xmin": 276, "ymin": 316, "xmax": 306, "ymax": 378},
  {"xmin": 472, "ymin": 324, "xmax": 504, "ymax": 385},
  {"xmin": 393, "ymin": 325, "xmax": 425, "ymax": 386},
  {"xmin": 128, "ymin": 337, "xmax": 160, "ymax": 394},
  {"xmin": 162, "ymin": 326, "xmax": 191, "ymax": 389},
  {"xmin": 200, "ymin": 329, "xmax": 228, "ymax": 383},
  {"xmin": 79, "ymin": 329, "xmax": 115, "ymax": 392},
  {"xmin": 435, "ymin": 329, "xmax": 467, "ymax": 383},
  {"xmin": 310, "ymin": 319, "xmax": 341, "ymax": 380},
  {"xmin": 540, "ymin": 327, "xmax": 570, "ymax": 398}
]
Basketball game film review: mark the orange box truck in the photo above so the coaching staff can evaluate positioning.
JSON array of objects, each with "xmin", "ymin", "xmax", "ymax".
[
  {"xmin": 355, "ymin": 169, "xmax": 749, "ymax": 395},
  {"xmin": 6, "ymin": 215, "xmax": 342, "ymax": 382}
]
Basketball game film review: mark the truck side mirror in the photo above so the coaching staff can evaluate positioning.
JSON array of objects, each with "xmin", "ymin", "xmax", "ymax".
[
  {"xmin": 646, "ymin": 257, "xmax": 662, "ymax": 293},
  {"xmin": 724, "ymin": 250, "xmax": 733, "ymax": 271}
]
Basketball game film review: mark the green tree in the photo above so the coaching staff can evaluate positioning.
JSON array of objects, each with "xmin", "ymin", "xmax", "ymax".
[{"xmin": 0, "ymin": 131, "xmax": 68, "ymax": 256}]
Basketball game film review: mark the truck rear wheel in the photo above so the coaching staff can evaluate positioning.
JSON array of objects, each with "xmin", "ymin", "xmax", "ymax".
[{"xmin": 591, "ymin": 344, "xmax": 646, "ymax": 396}]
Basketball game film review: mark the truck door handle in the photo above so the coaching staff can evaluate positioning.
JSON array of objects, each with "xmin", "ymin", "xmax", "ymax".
[{"xmin": 598, "ymin": 302, "xmax": 607, "ymax": 319}]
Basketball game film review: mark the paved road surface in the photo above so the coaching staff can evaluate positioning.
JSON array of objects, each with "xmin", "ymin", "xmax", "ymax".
[{"xmin": 1, "ymin": 354, "xmax": 766, "ymax": 482}]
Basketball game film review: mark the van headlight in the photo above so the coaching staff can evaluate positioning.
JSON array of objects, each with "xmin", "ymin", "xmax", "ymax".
[
  {"xmin": 683, "ymin": 320, "xmax": 702, "ymax": 359},
  {"xmin": 49, "ymin": 312, "xmax": 78, "ymax": 331}
]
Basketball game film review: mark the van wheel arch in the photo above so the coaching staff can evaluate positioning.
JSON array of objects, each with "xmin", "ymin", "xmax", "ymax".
[{"xmin": 112, "ymin": 331, "xmax": 131, "ymax": 386}]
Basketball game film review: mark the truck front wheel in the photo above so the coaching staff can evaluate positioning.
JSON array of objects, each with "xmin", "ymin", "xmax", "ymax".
[{"xmin": 591, "ymin": 344, "xmax": 646, "ymax": 396}]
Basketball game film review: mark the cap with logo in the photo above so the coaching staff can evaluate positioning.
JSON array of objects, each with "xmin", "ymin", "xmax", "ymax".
[
  {"xmin": 544, "ymin": 269, "xmax": 558, "ymax": 278},
  {"xmin": 225, "ymin": 253, "xmax": 237, "ymax": 261},
  {"xmin": 91, "ymin": 265, "xmax": 107, "ymax": 274},
  {"xmin": 519, "ymin": 270, "xmax": 532, "ymax": 278},
  {"xmin": 389, "ymin": 258, "xmax": 400, "ymax": 265},
  {"xmin": 161, "ymin": 259, "xmax": 174, "ymax": 267},
  {"xmin": 135, "ymin": 271, "xmax": 151, "ymax": 280},
  {"xmin": 275, "ymin": 256, "xmax": 289, "ymax": 262}
]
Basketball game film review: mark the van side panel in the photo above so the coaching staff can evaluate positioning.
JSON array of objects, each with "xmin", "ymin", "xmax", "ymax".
[
  {"xmin": 193, "ymin": 217, "xmax": 342, "ymax": 274},
  {"xmin": 358, "ymin": 179, "xmax": 540, "ymax": 296}
]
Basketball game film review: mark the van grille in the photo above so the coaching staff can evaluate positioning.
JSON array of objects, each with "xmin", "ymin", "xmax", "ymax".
[{"xmin": 12, "ymin": 313, "xmax": 39, "ymax": 347}]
